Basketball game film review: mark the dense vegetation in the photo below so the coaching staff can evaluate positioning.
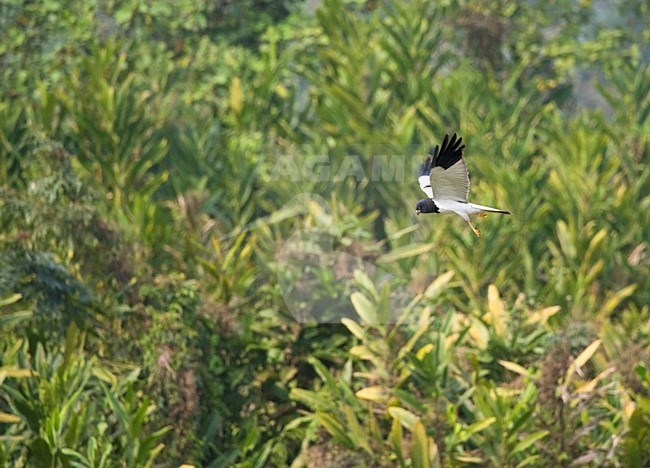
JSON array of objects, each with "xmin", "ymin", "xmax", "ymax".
[{"xmin": 1, "ymin": 0, "xmax": 649, "ymax": 466}]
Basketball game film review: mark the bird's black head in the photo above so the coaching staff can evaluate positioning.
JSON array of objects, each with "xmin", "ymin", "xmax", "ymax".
[{"xmin": 415, "ymin": 199, "xmax": 439, "ymax": 215}]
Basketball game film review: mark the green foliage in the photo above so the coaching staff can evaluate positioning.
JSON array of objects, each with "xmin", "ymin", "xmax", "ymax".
[
  {"xmin": 0, "ymin": 317, "xmax": 169, "ymax": 467},
  {"xmin": 0, "ymin": 250, "xmax": 93, "ymax": 338},
  {"xmin": 625, "ymin": 364, "xmax": 650, "ymax": 465},
  {"xmin": 1, "ymin": 0, "xmax": 648, "ymax": 465}
]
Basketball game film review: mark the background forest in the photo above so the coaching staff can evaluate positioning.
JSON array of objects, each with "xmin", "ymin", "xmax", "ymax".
[{"xmin": 1, "ymin": 0, "xmax": 649, "ymax": 466}]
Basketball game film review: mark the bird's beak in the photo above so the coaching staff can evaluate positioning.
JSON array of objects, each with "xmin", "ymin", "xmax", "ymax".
[{"xmin": 416, "ymin": 210, "xmax": 420, "ymax": 216}]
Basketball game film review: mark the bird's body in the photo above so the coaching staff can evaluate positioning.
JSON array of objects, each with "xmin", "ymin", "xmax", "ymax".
[{"xmin": 415, "ymin": 133, "xmax": 510, "ymax": 237}]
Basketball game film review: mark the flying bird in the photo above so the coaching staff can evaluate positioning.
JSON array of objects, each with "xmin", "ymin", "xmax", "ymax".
[{"xmin": 416, "ymin": 133, "xmax": 510, "ymax": 237}]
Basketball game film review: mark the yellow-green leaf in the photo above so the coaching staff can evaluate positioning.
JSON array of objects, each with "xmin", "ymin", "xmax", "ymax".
[
  {"xmin": 353, "ymin": 269, "xmax": 378, "ymax": 301},
  {"xmin": 308, "ymin": 357, "xmax": 340, "ymax": 396},
  {"xmin": 556, "ymin": 220, "xmax": 576, "ymax": 259},
  {"xmin": 378, "ymin": 243, "xmax": 433, "ymax": 263},
  {"xmin": 464, "ymin": 417, "xmax": 496, "ymax": 437},
  {"xmin": 499, "ymin": 360, "xmax": 529, "ymax": 377},
  {"xmin": 289, "ymin": 388, "xmax": 328, "ymax": 410},
  {"xmin": 354, "ymin": 371, "xmax": 384, "ymax": 380},
  {"xmin": 350, "ymin": 292, "xmax": 378, "ymax": 325},
  {"xmin": 455, "ymin": 455, "xmax": 484, "ymax": 463},
  {"xmin": 386, "ymin": 223, "xmax": 420, "ymax": 242},
  {"xmin": 356, "ymin": 385, "xmax": 390, "ymax": 403},
  {"xmin": 423, "ymin": 271, "xmax": 454, "ymax": 299},
  {"xmin": 575, "ymin": 367, "xmax": 615, "ymax": 394},
  {"xmin": 585, "ymin": 228, "xmax": 607, "ymax": 261},
  {"xmin": 314, "ymin": 412, "xmax": 354, "ymax": 448},
  {"xmin": 389, "ymin": 416, "xmax": 405, "ymax": 465},
  {"xmin": 229, "ymin": 77, "xmax": 243, "ymax": 114},
  {"xmin": 574, "ymin": 339, "xmax": 602, "ymax": 369},
  {"xmin": 494, "ymin": 386, "xmax": 521, "ymax": 397},
  {"xmin": 0, "ymin": 366, "xmax": 36, "ymax": 378},
  {"xmin": 341, "ymin": 318, "xmax": 366, "ymax": 340},
  {"xmin": 0, "ymin": 309, "xmax": 32, "ymax": 328},
  {"xmin": 0, "ymin": 293, "xmax": 21, "ymax": 307},
  {"xmin": 349, "ymin": 345, "xmax": 376, "ymax": 361},
  {"xmin": 600, "ymin": 285, "xmax": 637, "ymax": 317},
  {"xmin": 411, "ymin": 419, "xmax": 431, "ymax": 468},
  {"xmin": 92, "ymin": 366, "xmax": 117, "ymax": 386},
  {"xmin": 416, "ymin": 343, "xmax": 434, "ymax": 359},
  {"xmin": 0, "ymin": 412, "xmax": 21, "ymax": 423},
  {"xmin": 388, "ymin": 407, "xmax": 418, "ymax": 430},
  {"xmin": 486, "ymin": 285, "xmax": 507, "ymax": 337},
  {"xmin": 342, "ymin": 406, "xmax": 371, "ymax": 453},
  {"xmin": 525, "ymin": 306, "xmax": 560, "ymax": 326},
  {"xmin": 398, "ymin": 308, "xmax": 431, "ymax": 358},
  {"xmin": 511, "ymin": 430, "xmax": 549, "ymax": 455},
  {"xmin": 566, "ymin": 339, "xmax": 602, "ymax": 383},
  {"xmin": 468, "ymin": 316, "xmax": 489, "ymax": 349}
]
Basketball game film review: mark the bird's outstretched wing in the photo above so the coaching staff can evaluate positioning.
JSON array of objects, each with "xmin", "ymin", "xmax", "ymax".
[{"xmin": 418, "ymin": 133, "xmax": 469, "ymax": 202}]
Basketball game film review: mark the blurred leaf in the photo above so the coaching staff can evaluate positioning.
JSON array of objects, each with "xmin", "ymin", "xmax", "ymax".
[
  {"xmin": 0, "ymin": 412, "xmax": 21, "ymax": 423},
  {"xmin": 486, "ymin": 285, "xmax": 507, "ymax": 337},
  {"xmin": 575, "ymin": 367, "xmax": 616, "ymax": 394},
  {"xmin": 341, "ymin": 317, "xmax": 365, "ymax": 341},
  {"xmin": 411, "ymin": 419, "xmax": 433, "ymax": 468},
  {"xmin": 229, "ymin": 77, "xmax": 244, "ymax": 114},
  {"xmin": 0, "ymin": 309, "xmax": 33, "ymax": 328},
  {"xmin": 389, "ymin": 416, "xmax": 405, "ymax": 466},
  {"xmin": 313, "ymin": 412, "xmax": 354, "ymax": 449},
  {"xmin": 0, "ymin": 366, "xmax": 37, "ymax": 378},
  {"xmin": 355, "ymin": 385, "xmax": 390, "ymax": 403},
  {"xmin": 423, "ymin": 271, "xmax": 454, "ymax": 299},
  {"xmin": 388, "ymin": 407, "xmax": 418, "ymax": 431},
  {"xmin": 342, "ymin": 405, "xmax": 371, "ymax": 453},
  {"xmin": 462, "ymin": 417, "xmax": 497, "ymax": 441},
  {"xmin": 511, "ymin": 430, "xmax": 549, "ymax": 455},
  {"xmin": 525, "ymin": 306, "xmax": 560, "ymax": 326},
  {"xmin": 499, "ymin": 360, "xmax": 529, "ymax": 377},
  {"xmin": 573, "ymin": 339, "xmax": 602, "ymax": 369},
  {"xmin": 600, "ymin": 285, "xmax": 637, "ymax": 317},
  {"xmin": 566, "ymin": 339, "xmax": 602, "ymax": 383},
  {"xmin": 307, "ymin": 357, "xmax": 341, "ymax": 397},
  {"xmin": 378, "ymin": 243, "xmax": 433, "ymax": 263},
  {"xmin": 0, "ymin": 293, "xmax": 22, "ymax": 307},
  {"xmin": 289, "ymin": 388, "xmax": 329, "ymax": 410},
  {"xmin": 350, "ymin": 291, "xmax": 378, "ymax": 325}
]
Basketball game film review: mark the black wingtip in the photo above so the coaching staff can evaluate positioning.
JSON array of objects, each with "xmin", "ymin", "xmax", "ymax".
[
  {"xmin": 431, "ymin": 132, "xmax": 465, "ymax": 170},
  {"xmin": 441, "ymin": 133, "xmax": 450, "ymax": 150}
]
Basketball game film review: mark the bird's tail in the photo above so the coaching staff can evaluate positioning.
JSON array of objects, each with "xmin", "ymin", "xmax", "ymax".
[{"xmin": 470, "ymin": 203, "xmax": 511, "ymax": 215}]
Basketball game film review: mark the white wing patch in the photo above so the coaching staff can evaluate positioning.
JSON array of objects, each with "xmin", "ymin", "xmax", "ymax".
[
  {"xmin": 430, "ymin": 159, "xmax": 470, "ymax": 202},
  {"xmin": 418, "ymin": 175, "xmax": 433, "ymax": 198}
]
